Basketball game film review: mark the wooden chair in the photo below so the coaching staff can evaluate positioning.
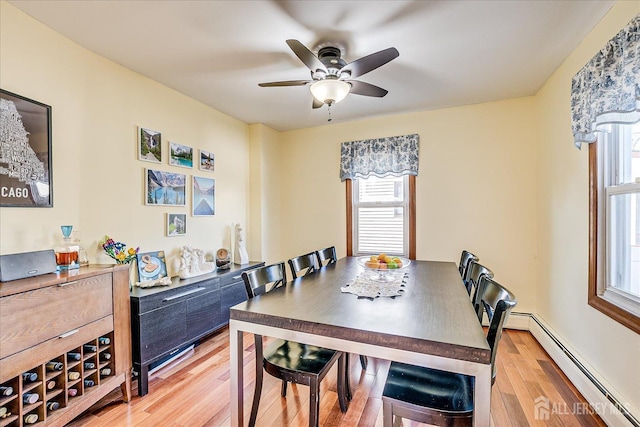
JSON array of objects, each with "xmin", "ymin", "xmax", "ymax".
[
  {"xmin": 458, "ymin": 250, "xmax": 478, "ymax": 279},
  {"xmin": 382, "ymin": 277, "xmax": 517, "ymax": 426},
  {"xmin": 315, "ymin": 246, "xmax": 337, "ymax": 267},
  {"xmin": 463, "ymin": 261, "xmax": 494, "ymax": 321},
  {"xmin": 242, "ymin": 262, "xmax": 349, "ymax": 427},
  {"xmin": 288, "ymin": 251, "xmax": 319, "ymax": 279}
]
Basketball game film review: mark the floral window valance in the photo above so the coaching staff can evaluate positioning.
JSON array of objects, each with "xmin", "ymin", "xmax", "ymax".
[
  {"xmin": 571, "ymin": 13, "xmax": 639, "ymax": 149},
  {"xmin": 339, "ymin": 134, "xmax": 419, "ymax": 181}
]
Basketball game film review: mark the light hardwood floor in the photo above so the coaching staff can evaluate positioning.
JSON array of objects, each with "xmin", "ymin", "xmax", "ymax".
[{"xmin": 68, "ymin": 328, "xmax": 605, "ymax": 426}]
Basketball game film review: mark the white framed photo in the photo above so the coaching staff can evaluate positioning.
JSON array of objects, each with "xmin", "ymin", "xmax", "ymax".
[
  {"xmin": 199, "ymin": 149, "xmax": 214, "ymax": 172},
  {"xmin": 145, "ymin": 168, "xmax": 186, "ymax": 206},
  {"xmin": 192, "ymin": 176, "xmax": 215, "ymax": 216},
  {"xmin": 169, "ymin": 142, "xmax": 193, "ymax": 168},
  {"xmin": 167, "ymin": 213, "xmax": 187, "ymax": 236},
  {"xmin": 138, "ymin": 127, "xmax": 161, "ymax": 163}
]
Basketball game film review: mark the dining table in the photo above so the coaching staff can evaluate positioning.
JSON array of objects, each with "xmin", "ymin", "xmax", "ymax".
[{"xmin": 229, "ymin": 257, "xmax": 492, "ymax": 426}]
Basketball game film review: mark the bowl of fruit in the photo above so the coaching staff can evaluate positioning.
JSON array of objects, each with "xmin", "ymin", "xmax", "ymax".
[{"xmin": 357, "ymin": 254, "xmax": 411, "ymax": 281}]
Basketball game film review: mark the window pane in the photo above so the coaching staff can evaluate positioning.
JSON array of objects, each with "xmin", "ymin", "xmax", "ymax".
[
  {"xmin": 609, "ymin": 191, "xmax": 640, "ymax": 298},
  {"xmin": 632, "ymin": 123, "xmax": 640, "ymax": 183},
  {"xmin": 357, "ymin": 176, "xmax": 404, "ymax": 203},
  {"xmin": 357, "ymin": 207, "xmax": 404, "ymax": 255}
]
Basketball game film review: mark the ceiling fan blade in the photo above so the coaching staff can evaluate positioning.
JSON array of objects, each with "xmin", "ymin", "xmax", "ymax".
[
  {"xmin": 286, "ymin": 39, "xmax": 327, "ymax": 73},
  {"xmin": 341, "ymin": 47, "xmax": 399, "ymax": 79},
  {"xmin": 349, "ymin": 80, "xmax": 389, "ymax": 97},
  {"xmin": 312, "ymin": 98, "xmax": 323, "ymax": 109},
  {"xmin": 258, "ymin": 80, "xmax": 311, "ymax": 87}
]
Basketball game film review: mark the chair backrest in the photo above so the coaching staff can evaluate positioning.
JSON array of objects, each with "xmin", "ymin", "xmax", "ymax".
[
  {"xmin": 288, "ymin": 252, "xmax": 319, "ymax": 279},
  {"xmin": 242, "ymin": 262, "xmax": 287, "ymax": 298},
  {"xmin": 316, "ymin": 246, "xmax": 337, "ymax": 267},
  {"xmin": 464, "ymin": 260, "xmax": 494, "ymax": 302},
  {"xmin": 478, "ymin": 276, "xmax": 517, "ymax": 382},
  {"xmin": 458, "ymin": 250, "xmax": 479, "ymax": 278}
]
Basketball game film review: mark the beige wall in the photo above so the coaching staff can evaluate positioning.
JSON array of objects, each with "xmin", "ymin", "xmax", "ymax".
[
  {"xmin": 535, "ymin": 1, "xmax": 640, "ymax": 414},
  {"xmin": 0, "ymin": 2, "xmax": 251, "ymax": 274},
  {"xmin": 278, "ymin": 98, "xmax": 539, "ymax": 313}
]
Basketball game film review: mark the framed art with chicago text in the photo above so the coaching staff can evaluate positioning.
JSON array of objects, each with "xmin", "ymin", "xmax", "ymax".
[{"xmin": 0, "ymin": 89, "xmax": 53, "ymax": 207}]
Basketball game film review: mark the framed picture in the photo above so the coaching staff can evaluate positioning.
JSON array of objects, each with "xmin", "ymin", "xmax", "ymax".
[
  {"xmin": 145, "ymin": 168, "xmax": 186, "ymax": 206},
  {"xmin": 169, "ymin": 142, "xmax": 193, "ymax": 168},
  {"xmin": 199, "ymin": 149, "xmax": 215, "ymax": 172},
  {"xmin": 138, "ymin": 127, "xmax": 161, "ymax": 163},
  {"xmin": 136, "ymin": 250, "xmax": 168, "ymax": 282},
  {"xmin": 167, "ymin": 213, "xmax": 187, "ymax": 236},
  {"xmin": 0, "ymin": 89, "xmax": 52, "ymax": 207},
  {"xmin": 192, "ymin": 176, "xmax": 215, "ymax": 216}
]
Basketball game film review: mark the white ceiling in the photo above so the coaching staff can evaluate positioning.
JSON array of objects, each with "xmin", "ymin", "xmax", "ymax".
[{"xmin": 9, "ymin": 0, "xmax": 614, "ymax": 132}]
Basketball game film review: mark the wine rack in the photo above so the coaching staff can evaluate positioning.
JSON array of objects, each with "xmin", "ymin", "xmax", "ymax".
[{"xmin": 0, "ymin": 266, "xmax": 132, "ymax": 427}]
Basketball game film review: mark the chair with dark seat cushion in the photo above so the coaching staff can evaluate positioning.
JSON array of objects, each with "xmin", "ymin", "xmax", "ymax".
[
  {"xmin": 382, "ymin": 277, "xmax": 517, "ymax": 427},
  {"xmin": 315, "ymin": 246, "xmax": 337, "ymax": 267},
  {"xmin": 288, "ymin": 252, "xmax": 319, "ymax": 279},
  {"xmin": 458, "ymin": 250, "xmax": 479, "ymax": 279},
  {"xmin": 463, "ymin": 261, "xmax": 494, "ymax": 321},
  {"xmin": 242, "ymin": 262, "xmax": 349, "ymax": 427}
]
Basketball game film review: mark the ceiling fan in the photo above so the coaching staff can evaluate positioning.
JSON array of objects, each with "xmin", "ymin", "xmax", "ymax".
[{"xmin": 259, "ymin": 39, "xmax": 399, "ymax": 109}]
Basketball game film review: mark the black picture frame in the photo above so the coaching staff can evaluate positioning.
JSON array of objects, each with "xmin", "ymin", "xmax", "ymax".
[{"xmin": 0, "ymin": 89, "xmax": 53, "ymax": 207}]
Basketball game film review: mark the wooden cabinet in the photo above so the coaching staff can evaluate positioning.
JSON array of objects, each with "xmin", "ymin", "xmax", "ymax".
[
  {"xmin": 0, "ymin": 265, "xmax": 132, "ymax": 427},
  {"xmin": 130, "ymin": 263, "xmax": 262, "ymax": 396}
]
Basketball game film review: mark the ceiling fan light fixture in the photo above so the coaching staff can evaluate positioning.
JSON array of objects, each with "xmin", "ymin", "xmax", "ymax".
[{"xmin": 310, "ymin": 79, "xmax": 350, "ymax": 105}]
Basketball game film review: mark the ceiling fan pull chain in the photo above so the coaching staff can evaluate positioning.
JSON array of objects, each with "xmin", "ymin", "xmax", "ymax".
[{"xmin": 328, "ymin": 103, "xmax": 333, "ymax": 122}]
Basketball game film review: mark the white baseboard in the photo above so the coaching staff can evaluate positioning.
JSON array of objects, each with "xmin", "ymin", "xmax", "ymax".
[{"xmin": 524, "ymin": 314, "xmax": 638, "ymax": 426}]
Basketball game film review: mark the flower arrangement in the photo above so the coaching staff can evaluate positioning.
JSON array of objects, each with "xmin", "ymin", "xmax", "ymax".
[{"xmin": 100, "ymin": 235, "xmax": 139, "ymax": 264}]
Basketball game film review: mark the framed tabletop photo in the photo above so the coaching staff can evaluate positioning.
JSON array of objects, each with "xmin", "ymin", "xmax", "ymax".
[{"xmin": 0, "ymin": 89, "xmax": 53, "ymax": 207}]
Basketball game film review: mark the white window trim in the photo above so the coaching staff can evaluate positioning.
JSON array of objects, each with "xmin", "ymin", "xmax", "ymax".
[{"xmin": 352, "ymin": 175, "xmax": 409, "ymax": 257}]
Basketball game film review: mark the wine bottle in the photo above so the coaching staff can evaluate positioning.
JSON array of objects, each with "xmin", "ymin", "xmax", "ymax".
[
  {"xmin": 24, "ymin": 413, "xmax": 38, "ymax": 424},
  {"xmin": 68, "ymin": 371, "xmax": 80, "ymax": 381},
  {"xmin": 98, "ymin": 337, "xmax": 111, "ymax": 345},
  {"xmin": 46, "ymin": 361, "xmax": 63, "ymax": 371},
  {"xmin": 100, "ymin": 352, "xmax": 111, "ymax": 361},
  {"xmin": 22, "ymin": 392, "xmax": 39, "ymax": 404},
  {"xmin": 84, "ymin": 362, "xmax": 95, "ymax": 370},
  {"xmin": 84, "ymin": 379, "xmax": 95, "ymax": 387},
  {"xmin": 46, "ymin": 401, "xmax": 60, "ymax": 411},
  {"xmin": 67, "ymin": 388, "xmax": 78, "ymax": 397},
  {"xmin": 83, "ymin": 344, "xmax": 97, "ymax": 352},
  {"xmin": 0, "ymin": 386, "xmax": 13, "ymax": 396},
  {"xmin": 100, "ymin": 367, "xmax": 111, "ymax": 376},
  {"xmin": 46, "ymin": 380, "xmax": 56, "ymax": 390},
  {"xmin": 67, "ymin": 352, "xmax": 82, "ymax": 361},
  {"xmin": 22, "ymin": 372, "xmax": 38, "ymax": 382}
]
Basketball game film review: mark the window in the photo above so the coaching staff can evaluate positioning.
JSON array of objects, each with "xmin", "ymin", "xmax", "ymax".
[
  {"xmin": 590, "ymin": 121, "xmax": 640, "ymax": 333},
  {"xmin": 346, "ymin": 175, "xmax": 415, "ymax": 259}
]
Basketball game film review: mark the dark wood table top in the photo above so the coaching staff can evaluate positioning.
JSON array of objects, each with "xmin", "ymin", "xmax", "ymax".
[{"xmin": 230, "ymin": 257, "xmax": 491, "ymax": 364}]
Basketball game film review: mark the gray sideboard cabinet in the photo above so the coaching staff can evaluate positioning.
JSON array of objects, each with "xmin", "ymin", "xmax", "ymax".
[{"xmin": 130, "ymin": 262, "xmax": 263, "ymax": 396}]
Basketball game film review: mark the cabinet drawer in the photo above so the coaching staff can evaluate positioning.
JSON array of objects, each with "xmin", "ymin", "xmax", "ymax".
[
  {"xmin": 137, "ymin": 302, "xmax": 187, "ymax": 364},
  {"xmin": 135, "ymin": 278, "xmax": 219, "ymax": 313},
  {"xmin": 0, "ymin": 315, "xmax": 113, "ymax": 383},
  {"xmin": 0, "ymin": 274, "xmax": 112, "ymax": 359},
  {"xmin": 219, "ymin": 271, "xmax": 245, "ymax": 288},
  {"xmin": 186, "ymin": 289, "xmax": 221, "ymax": 339},
  {"xmin": 221, "ymin": 280, "xmax": 248, "ymax": 322}
]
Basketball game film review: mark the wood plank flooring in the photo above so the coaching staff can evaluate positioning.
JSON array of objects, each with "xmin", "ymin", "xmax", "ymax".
[{"xmin": 67, "ymin": 328, "xmax": 605, "ymax": 426}]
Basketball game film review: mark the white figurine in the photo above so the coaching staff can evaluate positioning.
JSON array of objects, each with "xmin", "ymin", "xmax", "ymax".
[
  {"xmin": 234, "ymin": 224, "xmax": 249, "ymax": 265},
  {"xmin": 179, "ymin": 245, "xmax": 215, "ymax": 279}
]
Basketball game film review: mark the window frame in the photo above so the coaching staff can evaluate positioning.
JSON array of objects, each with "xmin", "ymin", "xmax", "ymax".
[
  {"xmin": 588, "ymin": 141, "xmax": 640, "ymax": 334},
  {"xmin": 346, "ymin": 175, "xmax": 416, "ymax": 259}
]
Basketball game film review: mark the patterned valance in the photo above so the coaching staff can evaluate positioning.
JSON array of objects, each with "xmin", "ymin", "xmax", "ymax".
[
  {"xmin": 339, "ymin": 134, "xmax": 419, "ymax": 181},
  {"xmin": 571, "ymin": 14, "xmax": 640, "ymax": 149}
]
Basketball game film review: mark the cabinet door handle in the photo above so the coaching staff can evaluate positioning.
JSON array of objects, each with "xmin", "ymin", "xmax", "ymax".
[
  {"xmin": 58, "ymin": 329, "xmax": 79, "ymax": 338},
  {"xmin": 57, "ymin": 281, "xmax": 78, "ymax": 287},
  {"xmin": 232, "ymin": 275, "xmax": 242, "ymax": 280},
  {"xmin": 162, "ymin": 287, "xmax": 205, "ymax": 301}
]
